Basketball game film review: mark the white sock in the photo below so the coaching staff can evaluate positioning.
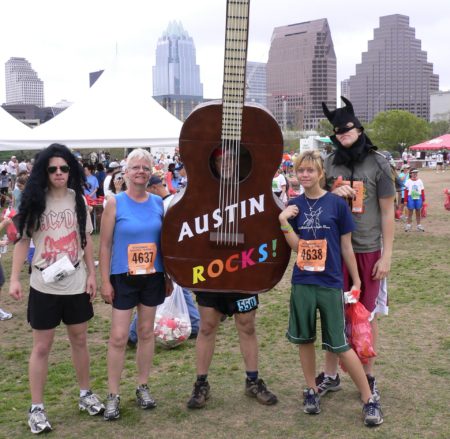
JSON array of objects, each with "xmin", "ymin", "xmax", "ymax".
[
  {"xmin": 324, "ymin": 373, "xmax": 337, "ymax": 380},
  {"xmin": 31, "ymin": 403, "xmax": 44, "ymax": 411},
  {"xmin": 80, "ymin": 389, "xmax": 90, "ymax": 397}
]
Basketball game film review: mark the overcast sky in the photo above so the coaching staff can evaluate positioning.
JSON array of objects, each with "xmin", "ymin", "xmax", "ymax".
[{"xmin": 1, "ymin": 0, "xmax": 449, "ymax": 107}]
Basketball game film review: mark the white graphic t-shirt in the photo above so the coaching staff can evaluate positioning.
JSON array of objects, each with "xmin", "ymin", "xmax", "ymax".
[{"xmin": 30, "ymin": 189, "xmax": 93, "ymax": 295}]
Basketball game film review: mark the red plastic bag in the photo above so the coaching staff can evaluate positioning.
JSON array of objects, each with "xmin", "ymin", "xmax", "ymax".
[
  {"xmin": 421, "ymin": 202, "xmax": 428, "ymax": 218},
  {"xmin": 395, "ymin": 208, "xmax": 402, "ymax": 220},
  {"xmin": 343, "ymin": 302, "xmax": 376, "ymax": 366},
  {"xmin": 2, "ymin": 208, "xmax": 19, "ymax": 242}
]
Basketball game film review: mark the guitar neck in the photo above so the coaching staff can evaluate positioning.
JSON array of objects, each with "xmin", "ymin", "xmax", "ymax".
[{"xmin": 221, "ymin": 0, "xmax": 250, "ymax": 143}]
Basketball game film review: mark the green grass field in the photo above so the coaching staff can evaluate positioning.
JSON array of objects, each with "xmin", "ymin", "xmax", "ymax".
[{"xmin": 0, "ymin": 168, "xmax": 449, "ymax": 438}]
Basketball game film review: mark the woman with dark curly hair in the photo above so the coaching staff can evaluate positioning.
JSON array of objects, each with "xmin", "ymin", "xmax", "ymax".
[{"xmin": 9, "ymin": 143, "xmax": 104, "ymax": 434}]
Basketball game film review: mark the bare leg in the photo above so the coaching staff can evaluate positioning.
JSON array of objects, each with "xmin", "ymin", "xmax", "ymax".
[
  {"xmin": 338, "ymin": 349, "xmax": 372, "ymax": 403},
  {"xmin": 195, "ymin": 306, "xmax": 221, "ymax": 375},
  {"xmin": 135, "ymin": 304, "xmax": 157, "ymax": 385},
  {"xmin": 67, "ymin": 322, "xmax": 90, "ymax": 389},
  {"xmin": 29, "ymin": 329, "xmax": 55, "ymax": 404},
  {"xmin": 107, "ymin": 308, "xmax": 133, "ymax": 394},
  {"xmin": 234, "ymin": 310, "xmax": 258, "ymax": 371},
  {"xmin": 299, "ymin": 344, "xmax": 317, "ymax": 390}
]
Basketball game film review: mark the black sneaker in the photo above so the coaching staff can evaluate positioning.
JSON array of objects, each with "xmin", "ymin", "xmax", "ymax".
[
  {"xmin": 363, "ymin": 397, "xmax": 383, "ymax": 426},
  {"xmin": 136, "ymin": 384, "xmax": 157, "ymax": 409},
  {"xmin": 245, "ymin": 378, "xmax": 278, "ymax": 405},
  {"xmin": 315, "ymin": 372, "xmax": 341, "ymax": 397},
  {"xmin": 187, "ymin": 380, "xmax": 210, "ymax": 409},
  {"xmin": 366, "ymin": 374, "xmax": 380, "ymax": 400},
  {"xmin": 303, "ymin": 388, "xmax": 320, "ymax": 414}
]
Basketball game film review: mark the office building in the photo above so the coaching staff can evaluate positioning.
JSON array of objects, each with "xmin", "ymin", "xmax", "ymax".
[
  {"xmin": 341, "ymin": 79, "xmax": 350, "ymax": 100},
  {"xmin": 266, "ymin": 19, "xmax": 336, "ymax": 131},
  {"xmin": 430, "ymin": 91, "xmax": 450, "ymax": 122},
  {"xmin": 5, "ymin": 57, "xmax": 44, "ymax": 107},
  {"xmin": 246, "ymin": 61, "xmax": 267, "ymax": 107},
  {"xmin": 348, "ymin": 14, "xmax": 439, "ymax": 122},
  {"xmin": 153, "ymin": 21, "xmax": 203, "ymax": 121}
]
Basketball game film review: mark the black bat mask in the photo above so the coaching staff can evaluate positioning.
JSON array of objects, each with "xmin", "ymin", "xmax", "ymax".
[{"xmin": 322, "ymin": 96, "xmax": 363, "ymax": 133}]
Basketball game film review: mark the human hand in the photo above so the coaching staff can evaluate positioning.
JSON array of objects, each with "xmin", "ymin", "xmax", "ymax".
[
  {"xmin": 371, "ymin": 255, "xmax": 391, "ymax": 280},
  {"xmin": 86, "ymin": 273, "xmax": 97, "ymax": 302},
  {"xmin": 9, "ymin": 280, "xmax": 23, "ymax": 301},
  {"xmin": 101, "ymin": 281, "xmax": 115, "ymax": 304},
  {"xmin": 279, "ymin": 205, "xmax": 299, "ymax": 222},
  {"xmin": 344, "ymin": 288, "xmax": 360, "ymax": 304},
  {"xmin": 165, "ymin": 275, "xmax": 174, "ymax": 297}
]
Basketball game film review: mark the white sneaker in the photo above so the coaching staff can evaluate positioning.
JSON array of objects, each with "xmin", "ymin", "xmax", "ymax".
[
  {"xmin": 0, "ymin": 308, "xmax": 12, "ymax": 320},
  {"xmin": 417, "ymin": 224, "xmax": 425, "ymax": 232},
  {"xmin": 404, "ymin": 224, "xmax": 412, "ymax": 232}
]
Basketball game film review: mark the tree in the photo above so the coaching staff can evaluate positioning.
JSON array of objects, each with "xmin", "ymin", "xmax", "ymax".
[
  {"xmin": 429, "ymin": 120, "xmax": 450, "ymax": 138},
  {"xmin": 316, "ymin": 118, "xmax": 333, "ymax": 136},
  {"xmin": 367, "ymin": 110, "xmax": 430, "ymax": 153}
]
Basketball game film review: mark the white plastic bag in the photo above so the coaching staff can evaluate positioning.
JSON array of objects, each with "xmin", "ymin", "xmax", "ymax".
[{"xmin": 154, "ymin": 282, "xmax": 191, "ymax": 348}]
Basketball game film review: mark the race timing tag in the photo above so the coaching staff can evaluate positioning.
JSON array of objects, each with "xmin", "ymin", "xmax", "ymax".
[
  {"xmin": 296, "ymin": 239, "xmax": 327, "ymax": 272},
  {"xmin": 128, "ymin": 243, "xmax": 157, "ymax": 275}
]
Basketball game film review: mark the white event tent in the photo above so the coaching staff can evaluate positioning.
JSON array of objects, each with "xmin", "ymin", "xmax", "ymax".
[
  {"xmin": 0, "ymin": 57, "xmax": 182, "ymax": 151},
  {"xmin": 0, "ymin": 106, "xmax": 33, "ymax": 150}
]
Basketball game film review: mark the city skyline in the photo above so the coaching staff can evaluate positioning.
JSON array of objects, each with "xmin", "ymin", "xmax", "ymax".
[{"xmin": 1, "ymin": 0, "xmax": 449, "ymax": 107}]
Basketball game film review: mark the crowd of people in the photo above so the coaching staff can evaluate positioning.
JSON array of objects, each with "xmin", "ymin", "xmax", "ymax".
[{"xmin": 4, "ymin": 96, "xmax": 446, "ymax": 434}]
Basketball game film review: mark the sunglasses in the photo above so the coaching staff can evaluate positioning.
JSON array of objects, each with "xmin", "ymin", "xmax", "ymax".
[
  {"xmin": 47, "ymin": 165, "xmax": 70, "ymax": 174},
  {"xmin": 333, "ymin": 125, "xmax": 355, "ymax": 134}
]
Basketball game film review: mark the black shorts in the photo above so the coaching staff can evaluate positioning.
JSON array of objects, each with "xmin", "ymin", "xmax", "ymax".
[
  {"xmin": 0, "ymin": 262, "xmax": 4, "ymax": 287},
  {"xmin": 27, "ymin": 287, "xmax": 94, "ymax": 330},
  {"xmin": 194, "ymin": 291, "xmax": 259, "ymax": 317},
  {"xmin": 110, "ymin": 272, "xmax": 166, "ymax": 310}
]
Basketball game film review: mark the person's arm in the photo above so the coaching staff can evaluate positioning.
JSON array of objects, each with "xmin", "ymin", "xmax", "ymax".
[
  {"xmin": 372, "ymin": 196, "xmax": 395, "ymax": 280},
  {"xmin": 278, "ymin": 205, "xmax": 300, "ymax": 251},
  {"xmin": 9, "ymin": 238, "xmax": 31, "ymax": 300},
  {"xmin": 83, "ymin": 232, "xmax": 97, "ymax": 301},
  {"xmin": 340, "ymin": 232, "xmax": 361, "ymax": 291},
  {"xmin": 99, "ymin": 197, "xmax": 116, "ymax": 304}
]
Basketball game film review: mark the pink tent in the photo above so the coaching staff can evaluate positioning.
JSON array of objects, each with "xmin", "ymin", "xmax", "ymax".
[{"xmin": 409, "ymin": 134, "xmax": 450, "ymax": 151}]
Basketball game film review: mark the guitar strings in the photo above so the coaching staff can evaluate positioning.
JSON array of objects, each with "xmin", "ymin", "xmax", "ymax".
[{"xmin": 218, "ymin": 0, "xmax": 249, "ymax": 246}]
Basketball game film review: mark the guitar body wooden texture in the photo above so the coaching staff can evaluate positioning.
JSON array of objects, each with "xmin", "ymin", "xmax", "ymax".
[{"xmin": 161, "ymin": 100, "xmax": 291, "ymax": 293}]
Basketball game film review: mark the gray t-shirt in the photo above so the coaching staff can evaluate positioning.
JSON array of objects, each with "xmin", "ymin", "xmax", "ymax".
[{"xmin": 324, "ymin": 151, "xmax": 395, "ymax": 253}]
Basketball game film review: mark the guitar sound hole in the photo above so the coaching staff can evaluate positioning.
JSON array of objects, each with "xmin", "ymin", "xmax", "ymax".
[{"xmin": 209, "ymin": 145, "xmax": 252, "ymax": 182}]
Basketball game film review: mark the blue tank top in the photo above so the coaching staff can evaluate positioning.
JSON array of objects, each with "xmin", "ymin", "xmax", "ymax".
[{"xmin": 111, "ymin": 192, "xmax": 164, "ymax": 274}]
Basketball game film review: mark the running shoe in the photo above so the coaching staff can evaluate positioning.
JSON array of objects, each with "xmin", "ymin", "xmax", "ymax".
[
  {"xmin": 79, "ymin": 391, "xmax": 105, "ymax": 415},
  {"xmin": 245, "ymin": 377, "xmax": 278, "ymax": 405},
  {"xmin": 136, "ymin": 384, "xmax": 157, "ymax": 409},
  {"xmin": 28, "ymin": 407, "xmax": 52, "ymax": 434}
]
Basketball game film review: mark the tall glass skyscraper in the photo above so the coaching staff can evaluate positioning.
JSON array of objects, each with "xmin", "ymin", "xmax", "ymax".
[
  {"xmin": 348, "ymin": 14, "xmax": 439, "ymax": 122},
  {"xmin": 153, "ymin": 21, "xmax": 203, "ymax": 121},
  {"xmin": 267, "ymin": 19, "xmax": 336, "ymax": 131},
  {"xmin": 245, "ymin": 61, "xmax": 267, "ymax": 107},
  {"xmin": 5, "ymin": 57, "xmax": 44, "ymax": 107}
]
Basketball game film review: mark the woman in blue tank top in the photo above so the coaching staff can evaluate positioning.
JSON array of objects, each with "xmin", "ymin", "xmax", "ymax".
[{"xmin": 99, "ymin": 148, "xmax": 172, "ymax": 420}]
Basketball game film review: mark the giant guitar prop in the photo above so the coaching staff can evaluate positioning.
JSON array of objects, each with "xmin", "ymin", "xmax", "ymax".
[{"xmin": 162, "ymin": 0, "xmax": 291, "ymax": 292}]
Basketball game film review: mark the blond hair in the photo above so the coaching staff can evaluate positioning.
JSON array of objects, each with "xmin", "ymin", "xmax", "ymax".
[{"xmin": 294, "ymin": 150, "xmax": 325, "ymax": 185}]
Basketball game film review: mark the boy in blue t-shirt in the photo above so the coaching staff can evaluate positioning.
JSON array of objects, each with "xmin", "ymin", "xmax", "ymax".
[{"xmin": 279, "ymin": 150, "xmax": 383, "ymax": 427}]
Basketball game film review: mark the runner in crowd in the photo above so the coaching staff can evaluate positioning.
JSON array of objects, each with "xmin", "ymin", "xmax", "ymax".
[
  {"xmin": 100, "ymin": 148, "xmax": 172, "ymax": 420},
  {"xmin": 9, "ymin": 143, "xmax": 104, "ymax": 434}
]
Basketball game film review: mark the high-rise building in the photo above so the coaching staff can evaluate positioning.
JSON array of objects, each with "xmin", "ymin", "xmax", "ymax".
[
  {"xmin": 153, "ymin": 21, "xmax": 203, "ymax": 121},
  {"xmin": 266, "ymin": 19, "xmax": 336, "ymax": 131},
  {"xmin": 348, "ymin": 14, "xmax": 439, "ymax": 122},
  {"xmin": 5, "ymin": 57, "xmax": 44, "ymax": 107},
  {"xmin": 341, "ymin": 79, "xmax": 350, "ymax": 100},
  {"xmin": 245, "ymin": 61, "xmax": 267, "ymax": 107},
  {"xmin": 430, "ymin": 91, "xmax": 450, "ymax": 122}
]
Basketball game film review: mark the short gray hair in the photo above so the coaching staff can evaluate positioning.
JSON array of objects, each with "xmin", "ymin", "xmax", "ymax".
[{"xmin": 126, "ymin": 148, "xmax": 153, "ymax": 167}]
